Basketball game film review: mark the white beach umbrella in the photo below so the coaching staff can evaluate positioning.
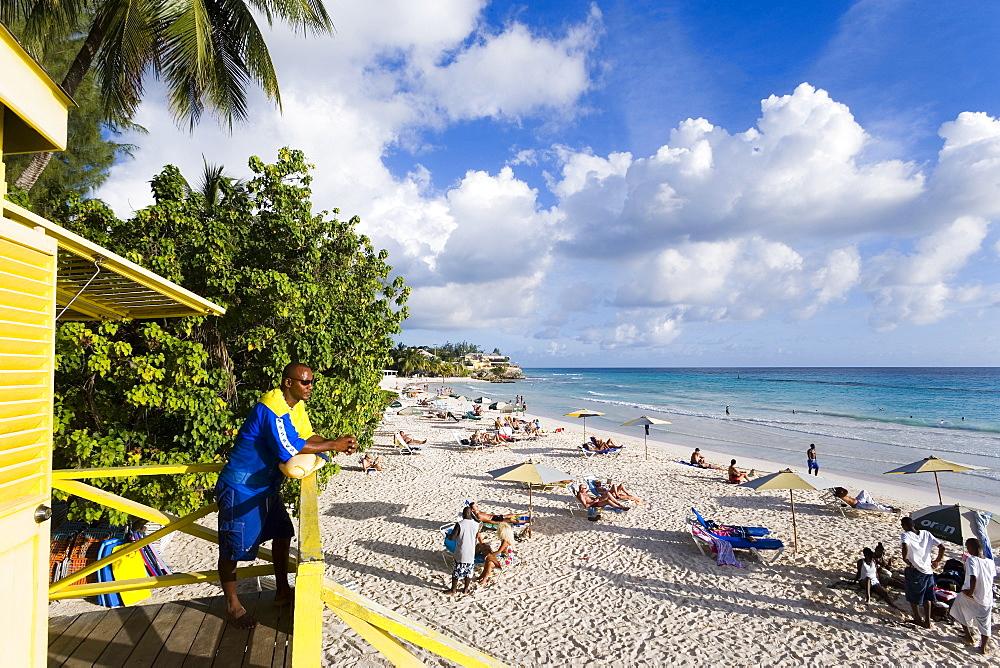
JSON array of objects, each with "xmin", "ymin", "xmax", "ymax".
[
  {"xmin": 565, "ymin": 409, "xmax": 604, "ymax": 443},
  {"xmin": 740, "ymin": 468, "xmax": 837, "ymax": 553},
  {"xmin": 883, "ymin": 456, "xmax": 987, "ymax": 505},
  {"xmin": 621, "ymin": 415, "xmax": 672, "ymax": 460}
]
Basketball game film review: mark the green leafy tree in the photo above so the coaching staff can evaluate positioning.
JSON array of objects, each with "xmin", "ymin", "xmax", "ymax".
[
  {"xmin": 3, "ymin": 0, "xmax": 333, "ymax": 190},
  {"xmin": 50, "ymin": 148, "xmax": 408, "ymax": 522}
]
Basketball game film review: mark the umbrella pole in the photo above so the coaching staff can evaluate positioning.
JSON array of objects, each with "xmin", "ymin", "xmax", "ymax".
[
  {"xmin": 527, "ymin": 484, "xmax": 534, "ymax": 538},
  {"xmin": 933, "ymin": 472, "xmax": 943, "ymax": 505},
  {"xmin": 644, "ymin": 432, "xmax": 648, "ymax": 461},
  {"xmin": 790, "ymin": 489, "xmax": 798, "ymax": 554}
]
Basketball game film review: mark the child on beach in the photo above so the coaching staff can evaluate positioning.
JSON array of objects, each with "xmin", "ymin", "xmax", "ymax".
[{"xmin": 854, "ymin": 548, "xmax": 904, "ymax": 613}]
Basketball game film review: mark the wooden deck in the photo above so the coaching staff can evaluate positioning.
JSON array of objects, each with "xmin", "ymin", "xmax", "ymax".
[{"xmin": 48, "ymin": 591, "xmax": 292, "ymax": 667}]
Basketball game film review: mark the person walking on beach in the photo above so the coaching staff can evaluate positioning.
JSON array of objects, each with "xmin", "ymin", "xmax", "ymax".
[
  {"xmin": 216, "ymin": 363, "xmax": 358, "ymax": 628},
  {"xmin": 443, "ymin": 506, "xmax": 482, "ymax": 595},
  {"xmin": 950, "ymin": 537, "xmax": 996, "ymax": 655},
  {"xmin": 725, "ymin": 405, "xmax": 730, "ymax": 415},
  {"xmin": 807, "ymin": 444, "xmax": 819, "ymax": 475},
  {"xmin": 900, "ymin": 516, "xmax": 944, "ymax": 629}
]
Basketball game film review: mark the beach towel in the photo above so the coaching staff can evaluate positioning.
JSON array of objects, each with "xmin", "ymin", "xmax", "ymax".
[{"xmin": 691, "ymin": 525, "xmax": 745, "ymax": 568}]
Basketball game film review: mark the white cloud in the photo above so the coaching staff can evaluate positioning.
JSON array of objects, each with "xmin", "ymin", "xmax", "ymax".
[
  {"xmin": 422, "ymin": 7, "xmax": 602, "ymax": 121},
  {"xmin": 867, "ymin": 216, "xmax": 989, "ymax": 330}
]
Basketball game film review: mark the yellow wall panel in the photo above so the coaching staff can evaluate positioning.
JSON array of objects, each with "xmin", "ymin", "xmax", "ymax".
[{"xmin": 0, "ymin": 320, "xmax": 50, "ymax": 340}]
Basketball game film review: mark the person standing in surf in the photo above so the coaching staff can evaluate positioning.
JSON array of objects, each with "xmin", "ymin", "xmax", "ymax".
[{"xmin": 807, "ymin": 444, "xmax": 819, "ymax": 475}]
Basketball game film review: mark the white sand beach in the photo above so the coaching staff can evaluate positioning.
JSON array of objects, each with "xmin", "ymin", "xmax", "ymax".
[{"xmin": 49, "ymin": 386, "xmax": 999, "ymax": 666}]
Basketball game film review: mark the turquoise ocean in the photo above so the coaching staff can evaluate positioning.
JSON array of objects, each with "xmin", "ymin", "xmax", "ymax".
[{"xmin": 442, "ymin": 368, "xmax": 1000, "ymax": 501}]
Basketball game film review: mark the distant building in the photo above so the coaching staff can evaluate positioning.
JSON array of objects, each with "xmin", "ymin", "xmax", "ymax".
[{"xmin": 463, "ymin": 352, "xmax": 522, "ymax": 377}]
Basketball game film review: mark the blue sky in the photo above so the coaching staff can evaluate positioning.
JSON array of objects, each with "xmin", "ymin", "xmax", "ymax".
[{"xmin": 97, "ymin": 1, "xmax": 1000, "ymax": 367}]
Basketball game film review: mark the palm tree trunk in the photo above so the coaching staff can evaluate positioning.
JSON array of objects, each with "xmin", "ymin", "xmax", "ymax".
[{"xmin": 12, "ymin": 11, "xmax": 109, "ymax": 192}]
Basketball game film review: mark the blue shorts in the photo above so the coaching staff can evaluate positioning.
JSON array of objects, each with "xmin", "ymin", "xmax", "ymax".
[
  {"xmin": 807, "ymin": 459, "xmax": 819, "ymax": 471},
  {"xmin": 903, "ymin": 567, "xmax": 936, "ymax": 605},
  {"xmin": 216, "ymin": 480, "xmax": 294, "ymax": 561}
]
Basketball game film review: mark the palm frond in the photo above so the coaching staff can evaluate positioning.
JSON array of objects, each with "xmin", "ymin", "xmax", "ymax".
[{"xmin": 247, "ymin": 0, "xmax": 333, "ymax": 35}]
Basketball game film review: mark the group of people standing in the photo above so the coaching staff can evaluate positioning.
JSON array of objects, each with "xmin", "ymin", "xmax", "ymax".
[{"xmin": 853, "ymin": 517, "xmax": 996, "ymax": 655}]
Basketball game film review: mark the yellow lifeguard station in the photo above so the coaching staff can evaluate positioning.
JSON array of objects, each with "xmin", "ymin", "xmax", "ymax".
[{"xmin": 1, "ymin": 21, "xmax": 503, "ymax": 667}]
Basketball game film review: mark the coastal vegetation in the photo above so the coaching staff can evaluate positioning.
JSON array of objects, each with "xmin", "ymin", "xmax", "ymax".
[{"xmin": 47, "ymin": 148, "xmax": 408, "ymax": 522}]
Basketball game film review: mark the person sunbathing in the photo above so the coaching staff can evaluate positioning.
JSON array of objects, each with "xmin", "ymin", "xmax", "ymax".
[
  {"xmin": 833, "ymin": 488, "xmax": 896, "ymax": 512},
  {"xmin": 399, "ymin": 431, "xmax": 426, "ymax": 444},
  {"xmin": 576, "ymin": 483, "xmax": 629, "ymax": 511},
  {"xmin": 361, "ymin": 455, "xmax": 384, "ymax": 471},
  {"xmin": 471, "ymin": 430, "xmax": 503, "ymax": 445},
  {"xmin": 585, "ymin": 436, "xmax": 622, "ymax": 451},
  {"xmin": 690, "ymin": 448, "xmax": 724, "ymax": 470},
  {"xmin": 472, "ymin": 404, "xmax": 483, "ymax": 416},
  {"xmin": 728, "ymin": 459, "xmax": 749, "ymax": 483},
  {"xmin": 477, "ymin": 523, "xmax": 518, "ymax": 585},
  {"xmin": 854, "ymin": 548, "xmax": 904, "ymax": 613},
  {"xmin": 468, "ymin": 502, "xmax": 531, "ymax": 525},
  {"xmin": 596, "ymin": 479, "xmax": 643, "ymax": 504}
]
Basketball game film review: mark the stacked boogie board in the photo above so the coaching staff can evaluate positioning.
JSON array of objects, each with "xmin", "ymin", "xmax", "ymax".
[{"xmin": 97, "ymin": 531, "xmax": 172, "ymax": 608}]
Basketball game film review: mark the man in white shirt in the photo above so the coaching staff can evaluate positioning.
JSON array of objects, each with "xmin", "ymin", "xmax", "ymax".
[
  {"xmin": 950, "ymin": 537, "xmax": 997, "ymax": 656},
  {"xmin": 900, "ymin": 516, "xmax": 945, "ymax": 628},
  {"xmin": 443, "ymin": 506, "xmax": 483, "ymax": 596}
]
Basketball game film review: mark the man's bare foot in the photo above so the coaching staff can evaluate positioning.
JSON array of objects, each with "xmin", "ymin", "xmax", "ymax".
[
  {"xmin": 273, "ymin": 588, "xmax": 294, "ymax": 608},
  {"xmin": 441, "ymin": 589, "xmax": 456, "ymax": 596},
  {"xmin": 228, "ymin": 607, "xmax": 258, "ymax": 628}
]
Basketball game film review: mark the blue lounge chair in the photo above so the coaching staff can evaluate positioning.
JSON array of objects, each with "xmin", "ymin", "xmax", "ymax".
[
  {"xmin": 691, "ymin": 507, "xmax": 770, "ymax": 537},
  {"xmin": 686, "ymin": 514, "xmax": 784, "ymax": 563}
]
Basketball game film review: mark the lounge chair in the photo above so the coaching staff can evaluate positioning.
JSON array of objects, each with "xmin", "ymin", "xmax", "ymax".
[
  {"xmin": 690, "ymin": 507, "xmax": 770, "ymax": 537},
  {"xmin": 394, "ymin": 432, "xmax": 423, "ymax": 455},
  {"xmin": 685, "ymin": 518, "xmax": 784, "ymax": 563}
]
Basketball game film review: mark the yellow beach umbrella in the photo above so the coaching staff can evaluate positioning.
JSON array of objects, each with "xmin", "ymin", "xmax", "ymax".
[
  {"xmin": 564, "ymin": 408, "xmax": 604, "ymax": 443},
  {"xmin": 883, "ymin": 456, "xmax": 987, "ymax": 505},
  {"xmin": 740, "ymin": 468, "xmax": 837, "ymax": 552},
  {"xmin": 621, "ymin": 415, "xmax": 672, "ymax": 460},
  {"xmin": 488, "ymin": 461, "xmax": 573, "ymax": 534}
]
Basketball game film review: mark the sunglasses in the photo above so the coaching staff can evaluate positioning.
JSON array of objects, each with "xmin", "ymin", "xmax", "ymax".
[{"xmin": 285, "ymin": 377, "xmax": 314, "ymax": 386}]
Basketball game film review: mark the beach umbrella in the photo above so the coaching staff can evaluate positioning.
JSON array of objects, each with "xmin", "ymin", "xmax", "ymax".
[
  {"xmin": 396, "ymin": 407, "xmax": 424, "ymax": 415},
  {"xmin": 388, "ymin": 400, "xmax": 402, "ymax": 408},
  {"xmin": 883, "ymin": 456, "xmax": 987, "ymax": 505},
  {"xmin": 621, "ymin": 415, "xmax": 672, "ymax": 460},
  {"xmin": 740, "ymin": 468, "xmax": 837, "ymax": 553},
  {"xmin": 564, "ymin": 409, "xmax": 604, "ymax": 443},
  {"xmin": 910, "ymin": 504, "xmax": 1000, "ymax": 548},
  {"xmin": 487, "ymin": 462, "xmax": 573, "ymax": 532}
]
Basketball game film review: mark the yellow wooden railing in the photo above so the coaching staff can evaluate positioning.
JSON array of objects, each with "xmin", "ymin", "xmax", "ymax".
[{"xmin": 49, "ymin": 464, "xmax": 507, "ymax": 667}]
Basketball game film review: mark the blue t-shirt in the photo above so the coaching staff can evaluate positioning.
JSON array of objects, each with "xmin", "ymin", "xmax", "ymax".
[{"xmin": 219, "ymin": 389, "xmax": 315, "ymax": 490}]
